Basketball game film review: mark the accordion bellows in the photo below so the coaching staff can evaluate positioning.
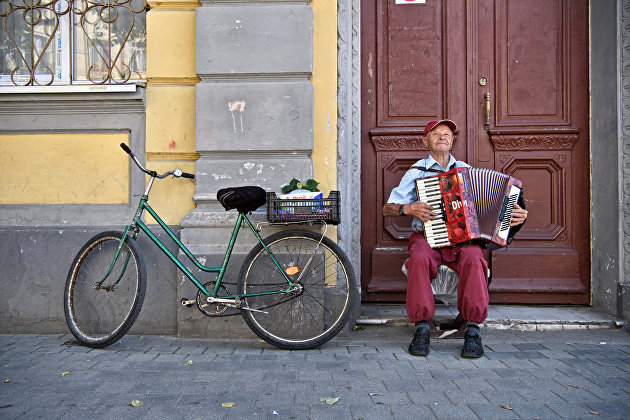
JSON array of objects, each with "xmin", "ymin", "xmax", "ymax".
[{"xmin": 415, "ymin": 167, "xmax": 522, "ymax": 248}]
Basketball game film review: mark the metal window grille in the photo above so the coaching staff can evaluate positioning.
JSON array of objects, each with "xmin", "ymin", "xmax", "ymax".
[{"xmin": 0, "ymin": 0, "xmax": 147, "ymax": 86}]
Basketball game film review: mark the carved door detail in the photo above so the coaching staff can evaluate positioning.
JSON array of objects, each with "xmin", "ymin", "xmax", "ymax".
[{"xmin": 360, "ymin": 0, "xmax": 590, "ymax": 304}]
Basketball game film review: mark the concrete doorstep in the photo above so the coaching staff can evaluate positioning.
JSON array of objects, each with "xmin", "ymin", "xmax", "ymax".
[{"xmin": 357, "ymin": 304, "xmax": 626, "ymax": 332}]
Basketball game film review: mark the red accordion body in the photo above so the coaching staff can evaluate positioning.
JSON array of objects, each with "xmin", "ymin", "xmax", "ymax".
[{"xmin": 414, "ymin": 167, "xmax": 522, "ymax": 248}]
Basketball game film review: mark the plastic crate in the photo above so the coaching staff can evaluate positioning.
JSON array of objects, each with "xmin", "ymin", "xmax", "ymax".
[{"xmin": 266, "ymin": 191, "xmax": 341, "ymax": 224}]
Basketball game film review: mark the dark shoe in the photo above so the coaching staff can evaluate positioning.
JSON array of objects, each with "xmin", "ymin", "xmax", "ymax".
[
  {"xmin": 461, "ymin": 327, "xmax": 484, "ymax": 358},
  {"xmin": 408, "ymin": 324, "xmax": 430, "ymax": 356}
]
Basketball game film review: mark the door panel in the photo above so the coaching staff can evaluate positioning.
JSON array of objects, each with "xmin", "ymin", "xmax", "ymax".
[
  {"xmin": 362, "ymin": 0, "xmax": 468, "ymax": 300},
  {"xmin": 486, "ymin": 0, "xmax": 589, "ymax": 303},
  {"xmin": 361, "ymin": 0, "xmax": 589, "ymax": 304}
]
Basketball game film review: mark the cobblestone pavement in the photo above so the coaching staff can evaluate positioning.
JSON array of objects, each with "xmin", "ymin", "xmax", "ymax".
[{"xmin": 1, "ymin": 325, "xmax": 630, "ymax": 420}]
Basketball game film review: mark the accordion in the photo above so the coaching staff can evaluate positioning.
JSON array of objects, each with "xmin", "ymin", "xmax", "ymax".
[{"xmin": 414, "ymin": 167, "xmax": 522, "ymax": 248}]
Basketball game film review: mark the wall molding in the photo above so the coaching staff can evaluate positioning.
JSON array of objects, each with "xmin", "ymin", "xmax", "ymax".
[
  {"xmin": 337, "ymin": 0, "xmax": 362, "ymax": 283},
  {"xmin": 622, "ymin": 0, "xmax": 630, "ymax": 281}
]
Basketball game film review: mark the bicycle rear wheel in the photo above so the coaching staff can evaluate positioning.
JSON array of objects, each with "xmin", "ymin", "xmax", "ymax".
[
  {"xmin": 64, "ymin": 231, "xmax": 146, "ymax": 348},
  {"xmin": 237, "ymin": 229, "xmax": 358, "ymax": 350}
]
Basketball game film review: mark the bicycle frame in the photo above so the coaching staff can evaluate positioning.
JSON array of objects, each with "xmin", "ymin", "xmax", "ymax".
[{"xmin": 103, "ymin": 175, "xmax": 297, "ymax": 301}]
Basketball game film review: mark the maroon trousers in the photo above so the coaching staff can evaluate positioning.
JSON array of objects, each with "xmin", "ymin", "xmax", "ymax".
[{"xmin": 405, "ymin": 232, "xmax": 489, "ymax": 324}]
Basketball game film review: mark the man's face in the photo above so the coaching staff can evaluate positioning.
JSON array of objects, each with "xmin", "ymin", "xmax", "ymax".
[{"xmin": 423, "ymin": 123, "xmax": 453, "ymax": 154}]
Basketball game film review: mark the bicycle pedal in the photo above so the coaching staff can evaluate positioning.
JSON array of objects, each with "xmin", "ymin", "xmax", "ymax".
[{"xmin": 180, "ymin": 298, "xmax": 195, "ymax": 307}]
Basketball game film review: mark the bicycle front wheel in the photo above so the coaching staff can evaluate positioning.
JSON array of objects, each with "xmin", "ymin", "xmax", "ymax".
[
  {"xmin": 64, "ymin": 231, "xmax": 147, "ymax": 348},
  {"xmin": 237, "ymin": 229, "xmax": 358, "ymax": 350}
]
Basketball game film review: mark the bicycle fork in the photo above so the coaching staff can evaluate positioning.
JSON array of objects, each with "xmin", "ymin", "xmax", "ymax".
[{"xmin": 95, "ymin": 228, "xmax": 137, "ymax": 290}]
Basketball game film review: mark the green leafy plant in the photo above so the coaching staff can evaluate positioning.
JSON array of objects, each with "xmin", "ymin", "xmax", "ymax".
[{"xmin": 281, "ymin": 178, "xmax": 320, "ymax": 194}]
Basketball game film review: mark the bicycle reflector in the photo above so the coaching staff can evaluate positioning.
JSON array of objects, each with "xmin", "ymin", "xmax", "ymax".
[{"xmin": 285, "ymin": 266, "xmax": 302, "ymax": 276}]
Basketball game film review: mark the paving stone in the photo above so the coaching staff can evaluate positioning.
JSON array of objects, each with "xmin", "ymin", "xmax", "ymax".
[
  {"xmin": 368, "ymin": 390, "xmax": 412, "ymax": 406},
  {"xmin": 121, "ymin": 353, "xmax": 158, "ymax": 362},
  {"xmin": 491, "ymin": 368, "xmax": 529, "ymax": 378},
  {"xmin": 350, "ymin": 403, "xmax": 394, "ymax": 419},
  {"xmin": 391, "ymin": 403, "xmax": 438, "ymax": 419},
  {"xmin": 461, "ymin": 368, "xmax": 502, "ymax": 379},
  {"xmin": 431, "ymin": 403, "xmax": 481, "ymax": 419},
  {"xmin": 468, "ymin": 358, "xmax": 508, "ymax": 369},
  {"xmin": 515, "ymin": 388, "xmax": 567, "ymax": 403},
  {"xmin": 152, "ymin": 353, "xmax": 188, "ymax": 363},
  {"xmin": 513, "ymin": 342, "xmax": 546, "ymax": 351},
  {"xmin": 428, "ymin": 368, "xmax": 468, "ymax": 380},
  {"xmin": 483, "ymin": 343, "xmax": 520, "ymax": 352},
  {"xmin": 444, "ymin": 390, "xmax": 489, "ymax": 405},
  {"xmin": 382, "ymin": 379, "xmax": 422, "ymax": 392},
  {"xmin": 487, "ymin": 378, "xmax": 529, "ymax": 390},
  {"xmin": 586, "ymin": 386, "xmax": 630, "ymax": 402},
  {"xmin": 468, "ymin": 402, "xmax": 520, "ymax": 419},
  {"xmin": 513, "ymin": 350, "xmax": 549, "ymax": 359},
  {"xmin": 546, "ymin": 402, "xmax": 597, "ymax": 418},
  {"xmin": 516, "ymin": 376, "xmax": 561, "ymax": 389},
  {"xmin": 364, "ymin": 369, "xmax": 402, "ymax": 381},
  {"xmin": 309, "ymin": 401, "xmax": 353, "ymax": 419},
  {"xmin": 530, "ymin": 358, "xmax": 574, "ymax": 369},
  {"xmin": 586, "ymin": 376, "xmax": 630, "ymax": 389},
  {"xmin": 551, "ymin": 387, "xmax": 604, "ymax": 403},
  {"xmin": 452, "ymin": 378, "xmax": 496, "ymax": 391},
  {"xmin": 584, "ymin": 401, "xmax": 630, "ymax": 418},
  {"xmin": 407, "ymin": 390, "xmax": 451, "ymax": 405},
  {"xmin": 508, "ymin": 403, "xmax": 562, "ymax": 419},
  {"xmin": 479, "ymin": 389, "xmax": 529, "ymax": 405},
  {"xmin": 331, "ymin": 369, "xmax": 367, "ymax": 382},
  {"xmin": 553, "ymin": 365, "xmax": 594, "ymax": 377},
  {"xmin": 312, "ymin": 380, "xmax": 357, "ymax": 395},
  {"xmin": 417, "ymin": 377, "xmax": 461, "ymax": 392}
]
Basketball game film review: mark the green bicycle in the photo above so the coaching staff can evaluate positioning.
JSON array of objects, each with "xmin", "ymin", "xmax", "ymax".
[{"xmin": 64, "ymin": 144, "xmax": 358, "ymax": 350}]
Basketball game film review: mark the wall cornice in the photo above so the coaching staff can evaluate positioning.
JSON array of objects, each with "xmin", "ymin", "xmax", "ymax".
[{"xmin": 147, "ymin": 0, "xmax": 201, "ymax": 10}]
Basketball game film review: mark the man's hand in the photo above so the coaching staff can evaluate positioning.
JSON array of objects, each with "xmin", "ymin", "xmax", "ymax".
[
  {"xmin": 510, "ymin": 203, "xmax": 528, "ymax": 227},
  {"xmin": 403, "ymin": 201, "xmax": 437, "ymax": 223}
]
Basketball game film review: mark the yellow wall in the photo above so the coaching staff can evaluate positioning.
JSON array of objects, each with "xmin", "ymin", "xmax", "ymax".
[
  {"xmin": 0, "ymin": 133, "xmax": 128, "ymax": 205},
  {"xmin": 312, "ymin": 0, "xmax": 338, "ymax": 196},
  {"xmin": 311, "ymin": 1, "xmax": 338, "ymax": 239},
  {"xmin": 145, "ymin": 0, "xmax": 200, "ymax": 224}
]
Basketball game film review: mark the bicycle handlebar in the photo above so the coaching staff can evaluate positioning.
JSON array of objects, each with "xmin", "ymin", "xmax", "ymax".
[{"xmin": 120, "ymin": 143, "xmax": 195, "ymax": 180}]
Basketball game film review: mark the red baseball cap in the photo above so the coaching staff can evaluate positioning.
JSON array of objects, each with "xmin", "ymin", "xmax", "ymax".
[{"xmin": 423, "ymin": 119, "xmax": 457, "ymax": 136}]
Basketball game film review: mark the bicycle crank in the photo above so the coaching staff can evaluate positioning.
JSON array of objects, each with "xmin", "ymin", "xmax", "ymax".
[
  {"xmin": 195, "ymin": 282, "xmax": 231, "ymax": 317},
  {"xmin": 181, "ymin": 298, "xmax": 195, "ymax": 307}
]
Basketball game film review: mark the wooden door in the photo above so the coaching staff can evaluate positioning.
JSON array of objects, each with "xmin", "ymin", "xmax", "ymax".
[{"xmin": 360, "ymin": 0, "xmax": 590, "ymax": 305}]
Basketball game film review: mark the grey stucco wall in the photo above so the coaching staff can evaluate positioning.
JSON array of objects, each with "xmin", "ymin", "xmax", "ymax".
[
  {"xmin": 591, "ymin": 1, "xmax": 621, "ymax": 316},
  {"xmin": 0, "ymin": 227, "xmax": 179, "ymax": 335}
]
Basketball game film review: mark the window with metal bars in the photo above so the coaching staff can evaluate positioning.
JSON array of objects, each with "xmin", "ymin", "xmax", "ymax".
[{"xmin": 0, "ymin": 0, "xmax": 147, "ymax": 86}]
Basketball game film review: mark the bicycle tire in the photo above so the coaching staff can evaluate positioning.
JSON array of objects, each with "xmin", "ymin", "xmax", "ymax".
[
  {"xmin": 64, "ymin": 231, "xmax": 147, "ymax": 348},
  {"xmin": 237, "ymin": 229, "xmax": 358, "ymax": 350}
]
